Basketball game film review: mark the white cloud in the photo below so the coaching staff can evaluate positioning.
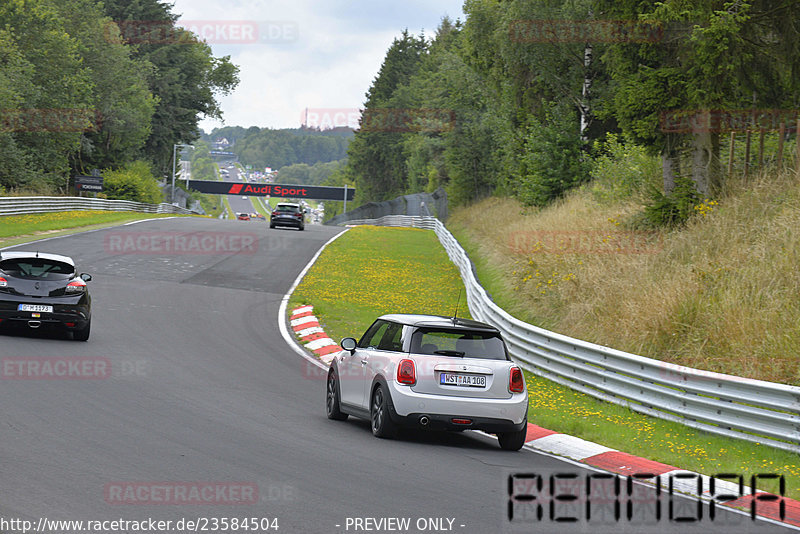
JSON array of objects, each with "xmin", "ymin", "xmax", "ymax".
[{"xmin": 170, "ymin": 0, "xmax": 464, "ymax": 132}]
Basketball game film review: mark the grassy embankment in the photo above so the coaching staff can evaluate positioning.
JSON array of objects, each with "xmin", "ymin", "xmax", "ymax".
[
  {"xmin": 0, "ymin": 211, "xmax": 185, "ymax": 247},
  {"xmin": 447, "ymin": 167, "xmax": 800, "ymax": 496},
  {"xmin": 449, "ymin": 172, "xmax": 800, "ymax": 385},
  {"xmin": 288, "ymin": 221, "xmax": 800, "ymax": 498}
]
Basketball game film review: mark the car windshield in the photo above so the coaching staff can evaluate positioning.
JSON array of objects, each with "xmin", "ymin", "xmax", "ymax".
[
  {"xmin": 410, "ymin": 328, "xmax": 508, "ymax": 361},
  {"xmin": 0, "ymin": 258, "xmax": 75, "ymax": 280}
]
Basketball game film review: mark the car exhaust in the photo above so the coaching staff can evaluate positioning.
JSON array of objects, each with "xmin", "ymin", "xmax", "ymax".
[
  {"xmin": 419, "ymin": 415, "xmax": 430, "ymax": 426},
  {"xmin": 28, "ymin": 320, "xmax": 41, "ymax": 328}
]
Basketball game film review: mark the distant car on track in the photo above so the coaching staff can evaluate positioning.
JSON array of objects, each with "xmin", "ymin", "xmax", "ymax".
[
  {"xmin": 270, "ymin": 203, "xmax": 305, "ymax": 230},
  {"xmin": 0, "ymin": 252, "xmax": 92, "ymax": 341},
  {"xmin": 237, "ymin": 213, "xmax": 250, "ymax": 221},
  {"xmin": 326, "ymin": 314, "xmax": 529, "ymax": 450}
]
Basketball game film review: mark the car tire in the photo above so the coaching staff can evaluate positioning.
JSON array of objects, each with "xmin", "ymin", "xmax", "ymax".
[
  {"xmin": 370, "ymin": 385, "xmax": 396, "ymax": 438},
  {"xmin": 326, "ymin": 370, "xmax": 348, "ymax": 421},
  {"xmin": 497, "ymin": 426, "xmax": 527, "ymax": 451},
  {"xmin": 72, "ymin": 321, "xmax": 90, "ymax": 342},
  {"xmin": 299, "ymin": 225, "xmax": 304, "ymax": 231},
  {"xmin": 269, "ymin": 224, "xmax": 275, "ymax": 229}
]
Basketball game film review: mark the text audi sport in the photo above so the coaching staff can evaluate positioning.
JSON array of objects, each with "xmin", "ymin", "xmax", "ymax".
[
  {"xmin": 326, "ymin": 314, "xmax": 529, "ymax": 450},
  {"xmin": 0, "ymin": 251, "xmax": 92, "ymax": 340}
]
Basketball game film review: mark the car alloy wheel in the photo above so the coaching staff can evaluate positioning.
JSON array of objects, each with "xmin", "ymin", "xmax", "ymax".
[
  {"xmin": 326, "ymin": 371, "xmax": 348, "ymax": 421},
  {"xmin": 370, "ymin": 385, "xmax": 396, "ymax": 438}
]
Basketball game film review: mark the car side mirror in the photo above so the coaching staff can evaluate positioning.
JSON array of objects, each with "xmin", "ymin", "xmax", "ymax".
[
  {"xmin": 340, "ymin": 337, "xmax": 357, "ymax": 352},
  {"xmin": 80, "ymin": 273, "xmax": 92, "ymax": 282}
]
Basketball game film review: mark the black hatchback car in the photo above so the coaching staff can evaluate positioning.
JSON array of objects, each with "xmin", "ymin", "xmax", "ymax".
[
  {"xmin": 270, "ymin": 203, "xmax": 305, "ymax": 230},
  {"xmin": 0, "ymin": 252, "xmax": 92, "ymax": 340}
]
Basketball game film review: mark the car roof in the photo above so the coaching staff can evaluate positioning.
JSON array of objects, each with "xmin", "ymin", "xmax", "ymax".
[
  {"xmin": 275, "ymin": 203, "xmax": 300, "ymax": 208},
  {"xmin": 377, "ymin": 313, "xmax": 500, "ymax": 333},
  {"xmin": 0, "ymin": 251, "xmax": 75, "ymax": 266}
]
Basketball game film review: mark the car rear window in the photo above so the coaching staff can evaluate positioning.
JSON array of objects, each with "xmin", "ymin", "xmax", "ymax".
[
  {"xmin": 274, "ymin": 205, "xmax": 298, "ymax": 212},
  {"xmin": 0, "ymin": 258, "xmax": 75, "ymax": 280},
  {"xmin": 410, "ymin": 328, "xmax": 509, "ymax": 360}
]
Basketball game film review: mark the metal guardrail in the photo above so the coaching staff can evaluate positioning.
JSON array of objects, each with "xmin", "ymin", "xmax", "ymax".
[
  {"xmin": 342, "ymin": 215, "xmax": 800, "ymax": 454},
  {"xmin": 0, "ymin": 196, "xmax": 194, "ymax": 216}
]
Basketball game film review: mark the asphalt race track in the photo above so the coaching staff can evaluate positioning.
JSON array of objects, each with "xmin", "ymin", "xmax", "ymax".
[
  {"xmin": 226, "ymin": 165, "xmax": 259, "ymax": 217},
  {"xmin": 0, "ymin": 217, "xmax": 791, "ymax": 534}
]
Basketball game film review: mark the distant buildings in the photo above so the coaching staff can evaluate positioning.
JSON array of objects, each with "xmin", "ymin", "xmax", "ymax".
[{"xmin": 211, "ymin": 138, "xmax": 231, "ymax": 151}]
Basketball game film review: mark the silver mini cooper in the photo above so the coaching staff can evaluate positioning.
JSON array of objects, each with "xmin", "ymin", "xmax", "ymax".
[{"xmin": 326, "ymin": 314, "xmax": 529, "ymax": 450}]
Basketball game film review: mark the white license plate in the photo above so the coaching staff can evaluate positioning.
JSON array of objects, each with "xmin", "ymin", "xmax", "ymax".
[
  {"xmin": 18, "ymin": 304, "xmax": 53, "ymax": 313},
  {"xmin": 440, "ymin": 373, "xmax": 486, "ymax": 388}
]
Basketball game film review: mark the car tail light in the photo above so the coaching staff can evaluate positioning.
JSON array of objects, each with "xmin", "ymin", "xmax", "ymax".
[
  {"xmin": 509, "ymin": 366, "xmax": 525, "ymax": 393},
  {"xmin": 452, "ymin": 418, "xmax": 472, "ymax": 425},
  {"xmin": 65, "ymin": 279, "xmax": 87, "ymax": 293},
  {"xmin": 397, "ymin": 359, "xmax": 416, "ymax": 385},
  {"xmin": 0, "ymin": 276, "xmax": 6, "ymax": 287}
]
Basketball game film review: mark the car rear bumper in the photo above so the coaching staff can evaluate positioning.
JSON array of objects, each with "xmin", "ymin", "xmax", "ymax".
[
  {"xmin": 0, "ymin": 301, "xmax": 90, "ymax": 331},
  {"xmin": 387, "ymin": 381, "xmax": 528, "ymax": 431},
  {"xmin": 270, "ymin": 217, "xmax": 304, "ymax": 228},
  {"xmin": 389, "ymin": 410, "xmax": 527, "ymax": 433}
]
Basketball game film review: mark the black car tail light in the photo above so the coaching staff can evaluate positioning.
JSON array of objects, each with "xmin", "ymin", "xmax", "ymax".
[
  {"xmin": 65, "ymin": 279, "xmax": 87, "ymax": 293},
  {"xmin": 0, "ymin": 276, "xmax": 6, "ymax": 287}
]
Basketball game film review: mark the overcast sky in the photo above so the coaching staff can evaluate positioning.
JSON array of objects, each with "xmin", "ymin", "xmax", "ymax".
[{"xmin": 170, "ymin": 0, "xmax": 465, "ymax": 133}]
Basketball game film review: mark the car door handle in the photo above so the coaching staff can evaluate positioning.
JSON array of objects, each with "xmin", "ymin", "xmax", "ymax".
[{"xmin": 361, "ymin": 359, "xmax": 368, "ymax": 365}]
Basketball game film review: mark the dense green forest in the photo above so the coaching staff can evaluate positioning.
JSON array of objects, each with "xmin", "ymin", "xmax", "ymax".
[
  {"xmin": 334, "ymin": 0, "xmax": 800, "ymax": 223},
  {"xmin": 0, "ymin": 0, "xmax": 238, "ymax": 196}
]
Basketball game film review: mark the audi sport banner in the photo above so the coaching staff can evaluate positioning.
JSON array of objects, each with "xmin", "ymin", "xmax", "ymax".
[{"xmin": 187, "ymin": 180, "xmax": 355, "ymax": 201}]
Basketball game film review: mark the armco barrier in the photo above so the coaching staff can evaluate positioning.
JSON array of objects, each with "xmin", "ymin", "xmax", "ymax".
[
  {"xmin": 341, "ymin": 215, "xmax": 800, "ymax": 454},
  {"xmin": 0, "ymin": 196, "xmax": 194, "ymax": 216}
]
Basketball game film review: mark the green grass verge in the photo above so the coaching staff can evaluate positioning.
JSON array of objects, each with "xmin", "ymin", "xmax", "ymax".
[
  {"xmin": 289, "ymin": 225, "xmax": 470, "ymax": 342},
  {"xmin": 291, "ymin": 224, "xmax": 799, "ymax": 499},
  {"xmin": 252, "ymin": 196, "xmax": 271, "ymax": 217},
  {"xmin": 221, "ymin": 196, "xmax": 236, "ymax": 219},
  {"xmin": 0, "ymin": 211, "xmax": 189, "ymax": 247}
]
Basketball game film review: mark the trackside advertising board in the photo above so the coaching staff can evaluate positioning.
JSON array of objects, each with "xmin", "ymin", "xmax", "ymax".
[{"xmin": 187, "ymin": 180, "xmax": 355, "ymax": 201}]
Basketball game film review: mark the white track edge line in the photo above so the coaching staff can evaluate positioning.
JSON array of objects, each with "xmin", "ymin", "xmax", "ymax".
[{"xmin": 278, "ymin": 228, "xmax": 349, "ymax": 370}]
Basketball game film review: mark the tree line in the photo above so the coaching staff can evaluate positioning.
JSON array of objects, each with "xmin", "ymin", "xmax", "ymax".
[
  {"xmin": 205, "ymin": 126, "xmax": 352, "ymax": 171},
  {"xmin": 0, "ymin": 0, "xmax": 239, "ymax": 195},
  {"xmin": 337, "ymin": 0, "xmax": 800, "ymax": 223}
]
